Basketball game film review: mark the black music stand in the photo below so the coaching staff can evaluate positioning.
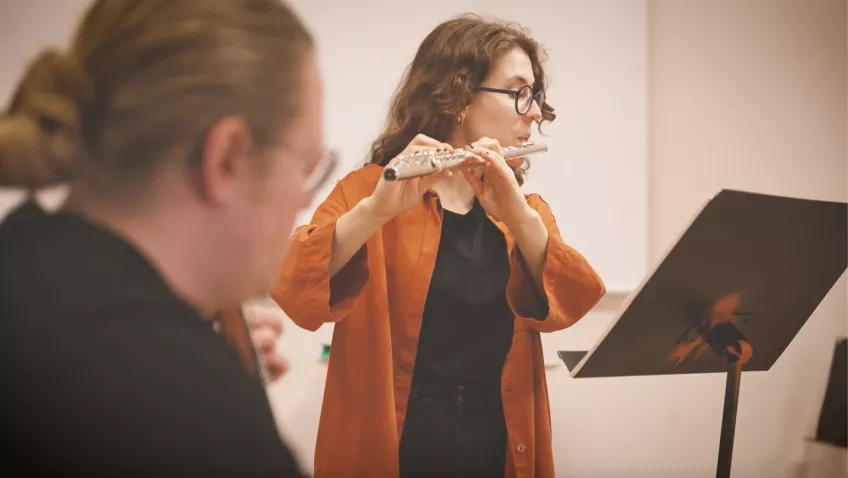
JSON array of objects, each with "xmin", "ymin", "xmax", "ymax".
[{"xmin": 558, "ymin": 189, "xmax": 848, "ymax": 478}]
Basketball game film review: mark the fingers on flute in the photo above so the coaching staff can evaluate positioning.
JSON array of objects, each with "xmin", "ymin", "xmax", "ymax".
[
  {"xmin": 470, "ymin": 137, "xmax": 502, "ymax": 153},
  {"xmin": 463, "ymin": 145, "xmax": 486, "ymax": 166},
  {"xmin": 435, "ymin": 142, "xmax": 454, "ymax": 155},
  {"xmin": 468, "ymin": 146, "xmax": 498, "ymax": 164},
  {"xmin": 409, "ymin": 135, "xmax": 455, "ymax": 154},
  {"xmin": 472, "ymin": 147, "xmax": 511, "ymax": 170},
  {"xmin": 410, "ymin": 133, "xmax": 441, "ymax": 147},
  {"xmin": 468, "ymin": 147, "xmax": 514, "ymax": 184}
]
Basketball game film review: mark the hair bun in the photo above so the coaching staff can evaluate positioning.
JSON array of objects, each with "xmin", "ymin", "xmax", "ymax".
[{"xmin": 0, "ymin": 48, "xmax": 93, "ymax": 189}]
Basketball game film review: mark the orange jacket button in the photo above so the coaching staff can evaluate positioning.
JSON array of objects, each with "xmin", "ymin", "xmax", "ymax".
[{"xmin": 516, "ymin": 443, "xmax": 526, "ymax": 453}]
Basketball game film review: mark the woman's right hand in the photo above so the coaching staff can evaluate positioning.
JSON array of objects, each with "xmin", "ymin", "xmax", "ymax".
[
  {"xmin": 363, "ymin": 134, "xmax": 455, "ymax": 220},
  {"xmin": 327, "ymin": 134, "xmax": 454, "ymax": 279}
]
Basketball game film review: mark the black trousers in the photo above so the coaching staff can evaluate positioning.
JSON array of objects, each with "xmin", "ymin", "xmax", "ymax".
[{"xmin": 399, "ymin": 383, "xmax": 508, "ymax": 478}]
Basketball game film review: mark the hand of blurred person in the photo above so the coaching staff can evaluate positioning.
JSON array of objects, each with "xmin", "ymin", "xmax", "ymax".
[{"xmin": 244, "ymin": 305, "xmax": 289, "ymax": 383}]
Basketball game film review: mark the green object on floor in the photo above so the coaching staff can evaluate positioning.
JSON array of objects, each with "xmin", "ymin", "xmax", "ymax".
[{"xmin": 320, "ymin": 344, "xmax": 330, "ymax": 361}]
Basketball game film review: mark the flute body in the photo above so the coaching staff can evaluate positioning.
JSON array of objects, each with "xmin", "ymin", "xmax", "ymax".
[{"xmin": 382, "ymin": 141, "xmax": 548, "ymax": 181}]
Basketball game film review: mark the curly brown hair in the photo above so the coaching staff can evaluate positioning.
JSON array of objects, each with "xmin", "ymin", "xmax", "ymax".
[{"xmin": 368, "ymin": 14, "xmax": 555, "ymax": 181}]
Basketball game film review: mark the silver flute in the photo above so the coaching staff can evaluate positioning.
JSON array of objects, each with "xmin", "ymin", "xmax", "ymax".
[{"xmin": 382, "ymin": 141, "xmax": 548, "ymax": 181}]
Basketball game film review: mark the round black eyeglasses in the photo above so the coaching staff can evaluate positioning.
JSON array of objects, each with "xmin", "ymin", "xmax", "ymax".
[{"xmin": 475, "ymin": 85, "xmax": 545, "ymax": 115}]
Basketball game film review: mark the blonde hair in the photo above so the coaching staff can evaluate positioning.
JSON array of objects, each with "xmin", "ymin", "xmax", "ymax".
[{"xmin": 0, "ymin": 0, "xmax": 313, "ymax": 190}]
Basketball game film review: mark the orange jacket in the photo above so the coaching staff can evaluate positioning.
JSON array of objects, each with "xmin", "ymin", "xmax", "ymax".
[{"xmin": 272, "ymin": 164, "xmax": 605, "ymax": 478}]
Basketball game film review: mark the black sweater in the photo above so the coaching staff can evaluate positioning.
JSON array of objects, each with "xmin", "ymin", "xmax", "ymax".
[{"xmin": 0, "ymin": 200, "xmax": 304, "ymax": 478}]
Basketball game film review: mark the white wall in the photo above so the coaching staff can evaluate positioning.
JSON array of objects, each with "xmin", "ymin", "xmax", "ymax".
[{"xmin": 1, "ymin": 1, "xmax": 844, "ymax": 477}]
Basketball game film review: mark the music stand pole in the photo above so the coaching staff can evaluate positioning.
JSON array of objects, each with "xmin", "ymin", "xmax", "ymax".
[{"xmin": 706, "ymin": 321, "xmax": 752, "ymax": 478}]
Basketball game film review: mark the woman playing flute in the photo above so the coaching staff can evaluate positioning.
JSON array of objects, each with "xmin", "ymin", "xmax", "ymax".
[{"xmin": 273, "ymin": 14, "xmax": 606, "ymax": 478}]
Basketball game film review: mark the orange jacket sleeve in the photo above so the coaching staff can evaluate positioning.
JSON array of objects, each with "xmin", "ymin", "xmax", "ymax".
[
  {"xmin": 505, "ymin": 194, "xmax": 606, "ymax": 333},
  {"xmin": 271, "ymin": 178, "xmax": 371, "ymax": 332}
]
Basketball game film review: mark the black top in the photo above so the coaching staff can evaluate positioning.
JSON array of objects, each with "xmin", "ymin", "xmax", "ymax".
[
  {"xmin": 411, "ymin": 197, "xmax": 515, "ymax": 388},
  {"xmin": 0, "ymin": 201, "xmax": 304, "ymax": 478}
]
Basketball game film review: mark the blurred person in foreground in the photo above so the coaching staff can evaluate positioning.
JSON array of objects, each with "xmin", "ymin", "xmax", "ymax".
[
  {"xmin": 0, "ymin": 0, "xmax": 335, "ymax": 476},
  {"xmin": 273, "ymin": 14, "xmax": 606, "ymax": 478}
]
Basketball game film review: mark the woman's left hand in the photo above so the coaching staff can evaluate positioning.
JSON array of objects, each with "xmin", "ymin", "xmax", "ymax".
[{"xmin": 461, "ymin": 137, "xmax": 537, "ymax": 229}]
